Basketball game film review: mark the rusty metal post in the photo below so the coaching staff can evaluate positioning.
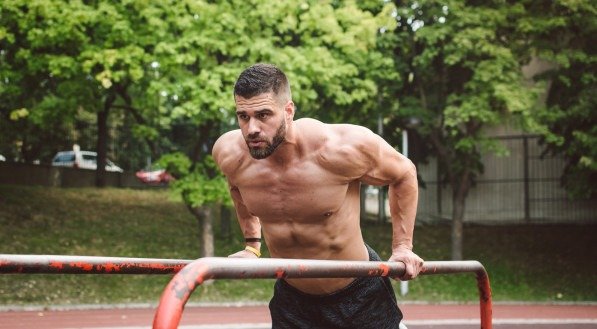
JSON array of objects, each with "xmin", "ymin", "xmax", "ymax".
[
  {"xmin": 152, "ymin": 258, "xmax": 492, "ymax": 329},
  {"xmin": 421, "ymin": 261, "xmax": 493, "ymax": 329}
]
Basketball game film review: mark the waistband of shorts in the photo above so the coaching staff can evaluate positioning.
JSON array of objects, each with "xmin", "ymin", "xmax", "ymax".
[{"xmin": 278, "ymin": 244, "xmax": 381, "ymax": 302}]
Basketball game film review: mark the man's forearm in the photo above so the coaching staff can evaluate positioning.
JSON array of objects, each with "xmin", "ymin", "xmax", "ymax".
[
  {"xmin": 388, "ymin": 171, "xmax": 418, "ymax": 251},
  {"xmin": 229, "ymin": 185, "xmax": 262, "ymax": 250},
  {"xmin": 242, "ymin": 216, "xmax": 262, "ymax": 248}
]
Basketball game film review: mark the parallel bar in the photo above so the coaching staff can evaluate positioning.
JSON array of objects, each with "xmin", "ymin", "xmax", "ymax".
[
  {"xmin": 0, "ymin": 254, "xmax": 192, "ymax": 274},
  {"xmin": 0, "ymin": 255, "xmax": 492, "ymax": 329},
  {"xmin": 152, "ymin": 257, "xmax": 492, "ymax": 329}
]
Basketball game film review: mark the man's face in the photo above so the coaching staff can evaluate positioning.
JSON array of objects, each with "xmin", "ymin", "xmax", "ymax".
[{"xmin": 235, "ymin": 93, "xmax": 289, "ymax": 159}]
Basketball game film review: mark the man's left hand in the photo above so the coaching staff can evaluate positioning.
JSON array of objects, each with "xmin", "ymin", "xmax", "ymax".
[{"xmin": 388, "ymin": 246, "xmax": 424, "ymax": 280}]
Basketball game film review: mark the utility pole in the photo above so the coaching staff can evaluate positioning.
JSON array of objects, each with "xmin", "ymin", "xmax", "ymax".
[
  {"xmin": 400, "ymin": 129, "xmax": 409, "ymax": 296},
  {"xmin": 377, "ymin": 113, "xmax": 386, "ymax": 223}
]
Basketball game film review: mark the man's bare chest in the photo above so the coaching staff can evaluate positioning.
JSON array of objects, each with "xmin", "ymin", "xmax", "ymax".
[{"xmin": 231, "ymin": 161, "xmax": 350, "ymax": 220}]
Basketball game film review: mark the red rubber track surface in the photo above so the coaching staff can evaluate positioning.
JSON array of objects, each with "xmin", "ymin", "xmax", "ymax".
[{"xmin": 0, "ymin": 304, "xmax": 594, "ymax": 329}]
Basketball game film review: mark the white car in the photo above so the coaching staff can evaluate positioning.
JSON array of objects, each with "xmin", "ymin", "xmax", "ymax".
[{"xmin": 51, "ymin": 150, "xmax": 124, "ymax": 173}]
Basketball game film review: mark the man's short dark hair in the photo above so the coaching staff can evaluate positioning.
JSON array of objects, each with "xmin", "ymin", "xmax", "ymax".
[{"xmin": 234, "ymin": 63, "xmax": 290, "ymax": 100}]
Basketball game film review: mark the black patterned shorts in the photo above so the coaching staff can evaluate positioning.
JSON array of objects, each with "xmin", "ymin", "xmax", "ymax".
[{"xmin": 269, "ymin": 244, "xmax": 403, "ymax": 329}]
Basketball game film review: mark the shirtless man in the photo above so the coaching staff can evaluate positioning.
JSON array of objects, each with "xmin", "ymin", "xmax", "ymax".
[{"xmin": 212, "ymin": 63, "xmax": 424, "ymax": 328}]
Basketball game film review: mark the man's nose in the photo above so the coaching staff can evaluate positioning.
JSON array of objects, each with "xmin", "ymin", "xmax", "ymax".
[{"xmin": 247, "ymin": 118, "xmax": 261, "ymax": 135}]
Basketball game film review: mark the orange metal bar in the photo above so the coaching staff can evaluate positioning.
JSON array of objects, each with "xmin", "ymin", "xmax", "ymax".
[
  {"xmin": 0, "ymin": 254, "xmax": 191, "ymax": 274},
  {"xmin": 0, "ymin": 255, "xmax": 492, "ymax": 328},
  {"xmin": 152, "ymin": 257, "xmax": 492, "ymax": 329}
]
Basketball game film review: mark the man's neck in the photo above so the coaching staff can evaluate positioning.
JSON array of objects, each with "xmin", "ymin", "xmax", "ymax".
[{"xmin": 267, "ymin": 122, "xmax": 303, "ymax": 165}]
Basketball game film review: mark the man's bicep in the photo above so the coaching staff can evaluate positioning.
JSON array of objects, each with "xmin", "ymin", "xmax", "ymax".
[
  {"xmin": 381, "ymin": 141, "xmax": 416, "ymax": 182},
  {"xmin": 212, "ymin": 131, "xmax": 239, "ymax": 173},
  {"xmin": 361, "ymin": 135, "xmax": 415, "ymax": 185}
]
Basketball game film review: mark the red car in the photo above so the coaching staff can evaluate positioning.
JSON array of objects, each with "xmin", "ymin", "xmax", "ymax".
[{"xmin": 135, "ymin": 169, "xmax": 174, "ymax": 185}]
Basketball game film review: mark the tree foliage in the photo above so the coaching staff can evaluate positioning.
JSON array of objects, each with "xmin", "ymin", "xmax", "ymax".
[
  {"xmin": 383, "ymin": 0, "xmax": 542, "ymax": 259},
  {"xmin": 516, "ymin": 0, "xmax": 596, "ymax": 199},
  {"xmin": 378, "ymin": 0, "xmax": 595, "ymax": 259},
  {"xmin": 1, "ymin": 0, "xmax": 399, "ymax": 255},
  {"xmin": 1, "ymin": 0, "xmax": 93, "ymax": 161},
  {"xmin": 144, "ymin": 0, "xmax": 399, "ymax": 203},
  {"xmin": 1, "ymin": 0, "xmax": 594, "ymax": 259},
  {"xmin": 0, "ymin": 0, "xmax": 179, "ymax": 173},
  {"xmin": 150, "ymin": 0, "xmax": 399, "ymax": 255}
]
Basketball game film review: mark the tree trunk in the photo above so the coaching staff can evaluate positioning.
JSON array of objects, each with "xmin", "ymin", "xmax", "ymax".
[
  {"xmin": 201, "ymin": 205, "xmax": 214, "ymax": 257},
  {"xmin": 95, "ymin": 94, "xmax": 114, "ymax": 187},
  {"xmin": 187, "ymin": 204, "xmax": 215, "ymax": 258},
  {"xmin": 451, "ymin": 173, "xmax": 470, "ymax": 260},
  {"xmin": 220, "ymin": 204, "xmax": 232, "ymax": 241},
  {"xmin": 451, "ymin": 189, "xmax": 465, "ymax": 260}
]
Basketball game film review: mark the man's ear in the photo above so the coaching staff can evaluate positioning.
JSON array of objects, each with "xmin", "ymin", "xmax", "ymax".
[{"xmin": 285, "ymin": 101, "xmax": 295, "ymax": 121}]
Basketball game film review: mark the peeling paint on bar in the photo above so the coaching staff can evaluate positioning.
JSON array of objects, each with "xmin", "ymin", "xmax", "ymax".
[
  {"xmin": 152, "ymin": 258, "xmax": 492, "ymax": 329},
  {"xmin": 0, "ymin": 254, "xmax": 191, "ymax": 274},
  {"xmin": 0, "ymin": 254, "xmax": 492, "ymax": 329}
]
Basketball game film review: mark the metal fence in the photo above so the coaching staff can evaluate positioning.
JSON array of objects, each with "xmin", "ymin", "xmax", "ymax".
[
  {"xmin": 367, "ymin": 135, "xmax": 596, "ymax": 224},
  {"xmin": 417, "ymin": 135, "xmax": 596, "ymax": 223}
]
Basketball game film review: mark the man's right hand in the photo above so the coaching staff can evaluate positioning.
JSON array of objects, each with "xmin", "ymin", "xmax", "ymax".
[{"xmin": 228, "ymin": 249, "xmax": 259, "ymax": 258}]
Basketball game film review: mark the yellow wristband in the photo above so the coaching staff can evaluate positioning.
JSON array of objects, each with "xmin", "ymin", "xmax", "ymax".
[{"xmin": 244, "ymin": 245, "xmax": 261, "ymax": 257}]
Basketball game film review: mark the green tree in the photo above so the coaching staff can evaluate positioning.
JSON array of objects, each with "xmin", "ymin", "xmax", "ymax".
[
  {"xmin": 387, "ymin": 0, "xmax": 540, "ymax": 260},
  {"xmin": 0, "ymin": 1, "xmax": 178, "ymax": 182},
  {"xmin": 1, "ymin": 0, "xmax": 220, "ymax": 256},
  {"xmin": 0, "ymin": 1, "xmax": 93, "ymax": 162},
  {"xmin": 151, "ymin": 0, "xmax": 399, "ymax": 256},
  {"xmin": 516, "ymin": 0, "xmax": 596, "ymax": 199},
  {"xmin": 1, "ymin": 0, "xmax": 399, "ymax": 257}
]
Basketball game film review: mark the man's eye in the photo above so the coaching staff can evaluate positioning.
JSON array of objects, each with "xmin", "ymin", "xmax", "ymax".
[
  {"xmin": 258, "ymin": 113, "xmax": 268, "ymax": 119},
  {"xmin": 238, "ymin": 114, "xmax": 248, "ymax": 120}
]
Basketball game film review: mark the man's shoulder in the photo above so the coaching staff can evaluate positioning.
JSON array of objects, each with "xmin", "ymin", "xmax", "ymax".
[
  {"xmin": 212, "ymin": 130, "xmax": 245, "ymax": 172},
  {"xmin": 313, "ymin": 121, "xmax": 376, "ymax": 149},
  {"xmin": 215, "ymin": 129, "xmax": 243, "ymax": 143},
  {"xmin": 213, "ymin": 130, "xmax": 243, "ymax": 151},
  {"xmin": 298, "ymin": 120, "xmax": 379, "ymax": 174},
  {"xmin": 330, "ymin": 122, "xmax": 375, "ymax": 139},
  {"xmin": 296, "ymin": 119, "xmax": 373, "ymax": 143}
]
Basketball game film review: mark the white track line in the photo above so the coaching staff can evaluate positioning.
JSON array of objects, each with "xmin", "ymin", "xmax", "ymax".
[
  {"xmin": 404, "ymin": 318, "xmax": 597, "ymax": 325},
  {"xmin": 64, "ymin": 325, "xmax": 271, "ymax": 329},
  {"xmin": 64, "ymin": 318, "xmax": 597, "ymax": 329}
]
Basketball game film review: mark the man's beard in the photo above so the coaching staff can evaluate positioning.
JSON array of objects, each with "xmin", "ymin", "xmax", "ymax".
[{"xmin": 246, "ymin": 119, "xmax": 286, "ymax": 159}]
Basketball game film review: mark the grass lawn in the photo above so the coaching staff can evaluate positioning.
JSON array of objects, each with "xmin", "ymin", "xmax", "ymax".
[{"xmin": 0, "ymin": 185, "xmax": 595, "ymax": 306}]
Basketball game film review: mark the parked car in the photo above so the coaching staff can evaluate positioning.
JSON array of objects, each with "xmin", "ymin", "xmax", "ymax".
[
  {"xmin": 135, "ymin": 168, "xmax": 174, "ymax": 185},
  {"xmin": 51, "ymin": 150, "xmax": 124, "ymax": 173}
]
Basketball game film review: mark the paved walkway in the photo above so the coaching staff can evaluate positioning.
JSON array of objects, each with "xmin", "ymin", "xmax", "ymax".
[{"xmin": 0, "ymin": 303, "xmax": 595, "ymax": 329}]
